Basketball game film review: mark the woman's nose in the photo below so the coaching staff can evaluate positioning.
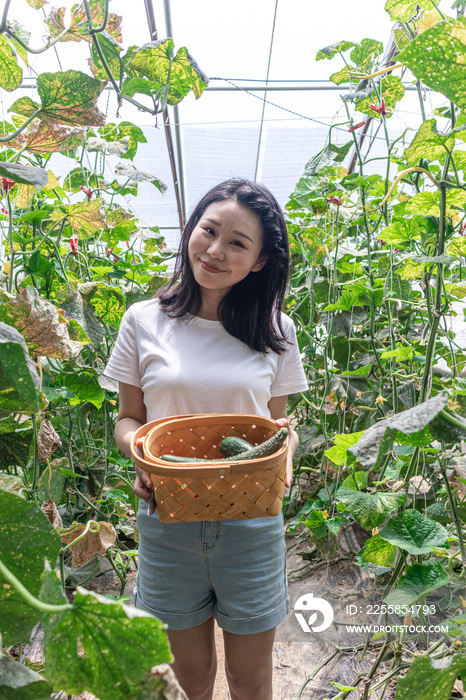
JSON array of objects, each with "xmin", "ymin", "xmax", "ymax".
[{"xmin": 207, "ymin": 238, "xmax": 225, "ymax": 259}]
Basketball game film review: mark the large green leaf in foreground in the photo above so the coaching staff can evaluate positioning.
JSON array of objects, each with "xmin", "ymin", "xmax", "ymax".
[
  {"xmin": 398, "ymin": 17, "xmax": 466, "ymax": 111},
  {"xmin": 395, "ymin": 653, "xmax": 466, "ymax": 700},
  {"xmin": 0, "ymin": 654, "xmax": 53, "ymax": 699},
  {"xmin": 43, "ymin": 587, "xmax": 172, "ymax": 700},
  {"xmin": 0, "ymin": 492, "xmax": 61, "ymax": 644}
]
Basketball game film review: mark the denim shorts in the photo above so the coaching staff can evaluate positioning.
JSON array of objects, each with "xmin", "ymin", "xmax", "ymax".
[{"xmin": 135, "ymin": 499, "xmax": 289, "ymax": 634}]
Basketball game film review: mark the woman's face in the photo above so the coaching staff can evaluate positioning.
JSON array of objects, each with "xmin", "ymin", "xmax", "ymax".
[{"xmin": 188, "ymin": 200, "xmax": 266, "ymax": 302}]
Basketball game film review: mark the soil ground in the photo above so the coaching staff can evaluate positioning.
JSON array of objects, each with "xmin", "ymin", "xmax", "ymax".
[{"xmin": 21, "ymin": 522, "xmax": 400, "ymax": 700}]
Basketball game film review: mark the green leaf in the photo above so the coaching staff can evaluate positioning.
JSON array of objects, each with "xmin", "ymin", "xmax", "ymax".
[
  {"xmin": 448, "ymin": 238, "xmax": 466, "ymax": 256},
  {"xmin": 58, "ymin": 372, "xmax": 105, "ymax": 409},
  {"xmin": 399, "ymin": 259, "xmax": 426, "ymax": 279},
  {"xmin": 0, "ymin": 491, "xmax": 61, "ymax": 644},
  {"xmin": 336, "ymin": 487, "xmax": 407, "ymax": 529},
  {"xmin": 90, "ymin": 32, "xmax": 122, "ymax": 80},
  {"xmin": 398, "ymin": 17, "xmax": 466, "ymax": 111},
  {"xmin": 121, "ymin": 76, "xmax": 162, "ymax": 98},
  {"xmin": 43, "ymin": 587, "xmax": 172, "ymax": 700},
  {"xmin": 170, "ymin": 47, "xmax": 209, "ymax": 101},
  {"xmin": 127, "ymin": 40, "xmax": 208, "ymax": 106},
  {"xmin": 341, "ymin": 364, "xmax": 372, "ymax": 377},
  {"xmin": 445, "ymin": 282, "xmax": 466, "ymax": 299},
  {"xmin": 406, "ymin": 189, "xmax": 466, "ymax": 217},
  {"xmin": 9, "ymin": 96, "xmax": 40, "ymax": 117},
  {"xmin": 25, "ymin": 0, "xmax": 47, "ymax": 6},
  {"xmin": 348, "ymin": 391, "xmax": 448, "ymax": 469},
  {"xmin": 315, "ymin": 40, "xmax": 356, "ymax": 60},
  {"xmin": 82, "ymin": 281, "xmax": 125, "ymax": 329},
  {"xmin": 395, "ymin": 654, "xmax": 466, "ymax": 700},
  {"xmin": 404, "ymin": 119, "xmax": 456, "ymax": 166},
  {"xmin": 356, "ymin": 75, "xmax": 405, "ymax": 119},
  {"xmin": 341, "ymin": 471, "xmax": 368, "ymax": 490},
  {"xmin": 325, "ymin": 431, "xmax": 364, "ymax": 466},
  {"xmin": 0, "ymin": 429, "xmax": 33, "ymax": 469},
  {"xmin": 361, "ymin": 535, "xmax": 397, "ymax": 567},
  {"xmin": 379, "ymin": 509, "xmax": 450, "ymax": 555},
  {"xmin": 384, "ymin": 561, "xmax": 450, "ymax": 607},
  {"xmin": 303, "ymin": 142, "xmax": 353, "ymax": 176},
  {"xmin": 37, "ymin": 458, "xmax": 68, "ymax": 504},
  {"xmin": 0, "ymin": 162, "xmax": 48, "ymax": 189},
  {"xmin": 113, "ymin": 161, "xmax": 167, "ymax": 195},
  {"xmin": 380, "ymin": 345, "xmax": 414, "ymax": 362},
  {"xmin": 378, "ymin": 219, "xmax": 421, "ymax": 245},
  {"xmin": 0, "ymin": 36, "xmax": 23, "ymax": 91},
  {"xmin": 330, "ymin": 66, "xmax": 354, "ymax": 85},
  {"xmin": 0, "ymin": 323, "xmax": 40, "ymax": 413},
  {"xmin": 36, "ymin": 70, "xmax": 107, "ymax": 126},
  {"xmin": 98, "ymin": 121, "xmax": 147, "ymax": 160},
  {"xmin": 350, "ymin": 39, "xmax": 383, "ymax": 71},
  {"xmin": 0, "ymin": 654, "xmax": 53, "ymax": 699},
  {"xmin": 385, "ymin": 0, "xmax": 429, "ymax": 21}
]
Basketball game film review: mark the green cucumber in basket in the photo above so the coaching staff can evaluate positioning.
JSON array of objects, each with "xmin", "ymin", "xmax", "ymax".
[
  {"xmin": 160, "ymin": 428, "xmax": 288, "ymax": 463},
  {"xmin": 219, "ymin": 436, "xmax": 254, "ymax": 457}
]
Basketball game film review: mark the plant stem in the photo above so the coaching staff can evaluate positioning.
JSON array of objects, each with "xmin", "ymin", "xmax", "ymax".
[
  {"xmin": 440, "ymin": 464, "xmax": 466, "ymax": 564},
  {"xmin": 0, "ymin": 559, "xmax": 70, "ymax": 613}
]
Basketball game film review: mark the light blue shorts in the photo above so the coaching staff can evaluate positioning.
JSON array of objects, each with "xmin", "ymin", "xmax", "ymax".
[{"xmin": 135, "ymin": 499, "xmax": 289, "ymax": 634}]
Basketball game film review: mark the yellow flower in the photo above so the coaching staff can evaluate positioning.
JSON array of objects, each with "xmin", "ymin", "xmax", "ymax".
[
  {"xmin": 375, "ymin": 395, "xmax": 387, "ymax": 405},
  {"xmin": 321, "ymin": 510, "xmax": 329, "ymax": 520},
  {"xmin": 357, "ymin": 391, "xmax": 363, "ymax": 398},
  {"xmin": 372, "ymin": 528, "xmax": 379, "ymax": 536},
  {"xmin": 2, "ymin": 261, "xmax": 10, "ymax": 275}
]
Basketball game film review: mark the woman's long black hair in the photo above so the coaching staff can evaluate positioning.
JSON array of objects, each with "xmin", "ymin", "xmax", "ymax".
[{"xmin": 158, "ymin": 179, "xmax": 290, "ymax": 354}]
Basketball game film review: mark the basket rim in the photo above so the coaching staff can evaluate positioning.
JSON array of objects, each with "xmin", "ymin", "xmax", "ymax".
[{"xmin": 130, "ymin": 413, "xmax": 288, "ymax": 476}]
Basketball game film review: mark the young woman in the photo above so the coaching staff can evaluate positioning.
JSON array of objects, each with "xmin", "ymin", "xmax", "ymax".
[{"xmin": 104, "ymin": 179, "xmax": 308, "ymax": 700}]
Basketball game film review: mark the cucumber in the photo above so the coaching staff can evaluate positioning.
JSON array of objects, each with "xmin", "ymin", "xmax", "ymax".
[
  {"xmin": 159, "ymin": 428, "xmax": 288, "ymax": 463},
  {"xmin": 219, "ymin": 436, "xmax": 254, "ymax": 457}
]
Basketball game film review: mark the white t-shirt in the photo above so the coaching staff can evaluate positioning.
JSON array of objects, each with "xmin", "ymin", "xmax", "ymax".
[{"xmin": 103, "ymin": 298, "xmax": 308, "ymax": 421}]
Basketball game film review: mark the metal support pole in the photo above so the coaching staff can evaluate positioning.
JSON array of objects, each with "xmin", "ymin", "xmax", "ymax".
[{"xmin": 143, "ymin": 0, "xmax": 186, "ymax": 232}]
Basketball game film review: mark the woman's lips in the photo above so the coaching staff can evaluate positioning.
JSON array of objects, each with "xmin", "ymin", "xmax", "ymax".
[{"xmin": 200, "ymin": 260, "xmax": 225, "ymax": 273}]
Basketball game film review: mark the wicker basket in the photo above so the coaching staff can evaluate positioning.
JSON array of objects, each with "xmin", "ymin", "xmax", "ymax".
[{"xmin": 130, "ymin": 414, "xmax": 288, "ymax": 523}]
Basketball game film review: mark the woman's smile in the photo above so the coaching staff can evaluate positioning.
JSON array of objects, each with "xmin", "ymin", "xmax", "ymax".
[{"xmin": 200, "ymin": 259, "xmax": 226, "ymax": 273}]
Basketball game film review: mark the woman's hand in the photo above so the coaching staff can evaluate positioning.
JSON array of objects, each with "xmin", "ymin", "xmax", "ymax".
[
  {"xmin": 134, "ymin": 437, "xmax": 153, "ymax": 502},
  {"xmin": 274, "ymin": 417, "xmax": 298, "ymax": 488}
]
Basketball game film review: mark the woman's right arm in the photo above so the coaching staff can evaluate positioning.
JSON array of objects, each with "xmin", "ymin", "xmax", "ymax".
[{"xmin": 114, "ymin": 381, "xmax": 152, "ymax": 501}]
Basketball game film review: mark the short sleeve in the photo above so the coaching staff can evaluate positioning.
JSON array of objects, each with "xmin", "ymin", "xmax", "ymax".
[
  {"xmin": 270, "ymin": 316, "xmax": 308, "ymax": 397},
  {"xmin": 103, "ymin": 307, "xmax": 141, "ymax": 387}
]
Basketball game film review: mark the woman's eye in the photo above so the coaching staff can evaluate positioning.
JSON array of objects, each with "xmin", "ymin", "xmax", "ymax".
[
  {"xmin": 232, "ymin": 240, "xmax": 245, "ymax": 248},
  {"xmin": 203, "ymin": 227, "xmax": 215, "ymax": 235}
]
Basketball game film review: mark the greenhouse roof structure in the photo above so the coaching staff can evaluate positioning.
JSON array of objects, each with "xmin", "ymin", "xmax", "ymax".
[{"xmin": 2, "ymin": 0, "xmax": 453, "ymax": 248}]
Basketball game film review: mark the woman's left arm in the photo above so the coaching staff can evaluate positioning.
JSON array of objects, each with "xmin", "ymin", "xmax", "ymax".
[{"xmin": 268, "ymin": 395, "xmax": 298, "ymax": 488}]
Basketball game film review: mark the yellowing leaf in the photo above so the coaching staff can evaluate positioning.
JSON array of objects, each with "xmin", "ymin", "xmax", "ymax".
[
  {"xmin": 16, "ymin": 183, "xmax": 36, "ymax": 208},
  {"xmin": 43, "ymin": 170, "xmax": 61, "ymax": 191},
  {"xmin": 51, "ymin": 199, "xmax": 108, "ymax": 237},
  {"xmin": 13, "ymin": 119, "xmax": 84, "ymax": 155}
]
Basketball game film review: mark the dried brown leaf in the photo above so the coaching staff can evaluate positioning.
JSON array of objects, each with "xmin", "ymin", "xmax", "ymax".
[
  {"xmin": 41, "ymin": 500, "xmax": 63, "ymax": 529},
  {"xmin": 13, "ymin": 119, "xmax": 84, "ymax": 155},
  {"xmin": 0, "ymin": 286, "xmax": 82, "ymax": 359},
  {"xmin": 60, "ymin": 521, "xmax": 116, "ymax": 567},
  {"xmin": 38, "ymin": 419, "xmax": 62, "ymax": 461}
]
